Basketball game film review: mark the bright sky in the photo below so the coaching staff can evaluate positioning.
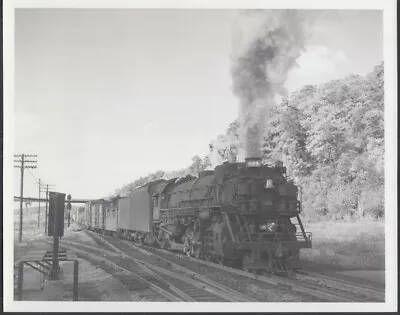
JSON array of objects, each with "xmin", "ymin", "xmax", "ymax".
[{"xmin": 14, "ymin": 9, "xmax": 383, "ymax": 199}]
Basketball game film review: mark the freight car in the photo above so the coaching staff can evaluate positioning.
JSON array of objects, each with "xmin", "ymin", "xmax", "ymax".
[
  {"xmin": 85, "ymin": 157, "xmax": 312, "ymax": 273},
  {"xmin": 74, "ymin": 207, "xmax": 86, "ymax": 224},
  {"xmin": 85, "ymin": 198, "xmax": 118, "ymax": 234}
]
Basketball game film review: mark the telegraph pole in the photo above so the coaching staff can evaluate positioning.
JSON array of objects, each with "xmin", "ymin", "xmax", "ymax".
[
  {"xmin": 41, "ymin": 183, "xmax": 56, "ymax": 234},
  {"xmin": 37, "ymin": 178, "xmax": 41, "ymax": 227},
  {"xmin": 14, "ymin": 154, "xmax": 37, "ymax": 243}
]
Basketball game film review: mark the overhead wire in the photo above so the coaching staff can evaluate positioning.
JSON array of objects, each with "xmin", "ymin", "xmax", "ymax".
[{"xmin": 26, "ymin": 167, "xmax": 39, "ymax": 183}]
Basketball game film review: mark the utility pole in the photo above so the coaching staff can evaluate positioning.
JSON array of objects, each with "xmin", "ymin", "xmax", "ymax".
[
  {"xmin": 37, "ymin": 178, "xmax": 41, "ymax": 227},
  {"xmin": 41, "ymin": 183, "xmax": 56, "ymax": 234},
  {"xmin": 14, "ymin": 154, "xmax": 37, "ymax": 243}
]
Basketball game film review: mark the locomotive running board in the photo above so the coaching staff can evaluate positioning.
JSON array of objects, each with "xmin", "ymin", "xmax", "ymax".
[{"xmin": 159, "ymin": 207, "xmax": 199, "ymax": 216}]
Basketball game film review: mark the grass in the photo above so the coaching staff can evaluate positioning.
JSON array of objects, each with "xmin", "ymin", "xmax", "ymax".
[
  {"xmin": 300, "ymin": 219, "xmax": 385, "ymax": 270},
  {"xmin": 14, "ymin": 208, "xmax": 46, "ymax": 241},
  {"xmin": 13, "ymin": 206, "xmax": 79, "ymax": 241}
]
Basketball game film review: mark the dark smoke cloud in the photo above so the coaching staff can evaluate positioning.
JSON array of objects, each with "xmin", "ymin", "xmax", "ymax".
[{"xmin": 231, "ymin": 9, "xmax": 313, "ymax": 159}]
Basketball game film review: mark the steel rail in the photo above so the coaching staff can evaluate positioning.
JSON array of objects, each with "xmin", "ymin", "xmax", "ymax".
[
  {"xmin": 44, "ymin": 240, "xmax": 182, "ymax": 302},
  {"xmin": 294, "ymin": 269, "xmax": 385, "ymax": 302},
  {"xmin": 97, "ymin": 234, "xmax": 338, "ymax": 302},
  {"xmin": 85, "ymin": 229, "xmax": 382, "ymax": 302},
  {"xmin": 118, "ymin": 239, "xmax": 258, "ymax": 302},
  {"xmin": 133, "ymin": 260, "xmax": 196, "ymax": 302},
  {"xmin": 110, "ymin": 236, "xmax": 361, "ymax": 302},
  {"xmin": 184, "ymin": 253, "xmax": 361, "ymax": 302},
  {"xmin": 59, "ymin": 239, "xmax": 195, "ymax": 301},
  {"xmin": 60, "ymin": 240, "xmax": 121, "ymax": 257},
  {"xmin": 135, "ymin": 256, "xmax": 258, "ymax": 302},
  {"xmin": 136, "ymin": 260, "xmax": 243, "ymax": 302},
  {"xmin": 89, "ymin": 232, "xmax": 253, "ymax": 302}
]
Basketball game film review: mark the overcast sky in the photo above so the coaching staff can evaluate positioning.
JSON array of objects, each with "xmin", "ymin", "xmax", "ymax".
[{"xmin": 14, "ymin": 9, "xmax": 383, "ymax": 199}]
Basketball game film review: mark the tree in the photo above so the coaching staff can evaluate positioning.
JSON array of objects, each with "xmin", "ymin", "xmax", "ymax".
[
  {"xmin": 208, "ymin": 121, "xmax": 242, "ymax": 166},
  {"xmin": 188, "ymin": 155, "xmax": 205, "ymax": 176},
  {"xmin": 111, "ymin": 63, "xmax": 384, "ymax": 220},
  {"xmin": 263, "ymin": 63, "xmax": 384, "ymax": 219}
]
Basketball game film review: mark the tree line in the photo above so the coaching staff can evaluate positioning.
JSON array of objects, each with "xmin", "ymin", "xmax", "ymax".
[
  {"xmin": 113, "ymin": 155, "xmax": 211, "ymax": 197},
  {"xmin": 113, "ymin": 62, "xmax": 384, "ymax": 221}
]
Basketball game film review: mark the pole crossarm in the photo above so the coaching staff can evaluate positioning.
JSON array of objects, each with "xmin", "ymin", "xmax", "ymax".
[
  {"xmin": 14, "ymin": 154, "xmax": 37, "ymax": 157},
  {"xmin": 14, "ymin": 165, "xmax": 37, "ymax": 168},
  {"xmin": 14, "ymin": 160, "xmax": 37, "ymax": 163}
]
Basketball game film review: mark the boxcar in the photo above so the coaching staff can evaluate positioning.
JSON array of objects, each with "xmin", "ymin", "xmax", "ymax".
[
  {"xmin": 85, "ymin": 202, "xmax": 91, "ymax": 227},
  {"xmin": 117, "ymin": 179, "xmax": 169, "ymax": 240},
  {"xmin": 87, "ymin": 199, "xmax": 105, "ymax": 232},
  {"xmin": 76, "ymin": 207, "xmax": 85, "ymax": 225},
  {"xmin": 104, "ymin": 199, "xmax": 118, "ymax": 234},
  {"xmin": 91, "ymin": 202, "xmax": 98, "ymax": 229}
]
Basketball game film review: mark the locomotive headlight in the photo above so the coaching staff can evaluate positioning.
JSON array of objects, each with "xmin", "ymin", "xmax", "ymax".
[
  {"xmin": 260, "ymin": 221, "xmax": 277, "ymax": 232},
  {"xmin": 266, "ymin": 221, "xmax": 277, "ymax": 232}
]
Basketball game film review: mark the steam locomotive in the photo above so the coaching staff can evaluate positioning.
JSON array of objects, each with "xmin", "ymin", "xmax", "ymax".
[{"xmin": 82, "ymin": 157, "xmax": 312, "ymax": 273}]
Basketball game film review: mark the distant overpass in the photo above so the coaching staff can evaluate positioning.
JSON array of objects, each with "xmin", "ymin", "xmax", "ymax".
[{"xmin": 14, "ymin": 196, "xmax": 90, "ymax": 204}]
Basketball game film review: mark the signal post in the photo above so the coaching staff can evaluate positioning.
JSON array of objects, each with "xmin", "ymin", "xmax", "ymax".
[
  {"xmin": 17, "ymin": 192, "xmax": 80, "ymax": 301},
  {"xmin": 48, "ymin": 192, "xmax": 65, "ymax": 280},
  {"xmin": 42, "ymin": 184, "xmax": 56, "ymax": 234}
]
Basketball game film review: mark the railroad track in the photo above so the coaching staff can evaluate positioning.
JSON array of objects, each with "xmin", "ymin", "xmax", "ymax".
[
  {"xmin": 42, "ymin": 240, "xmax": 175, "ymax": 301},
  {"xmin": 86, "ymin": 230, "xmax": 385, "ymax": 303},
  {"xmin": 293, "ymin": 269, "xmax": 385, "ymax": 302},
  {"xmin": 55, "ymin": 238, "xmax": 255, "ymax": 302}
]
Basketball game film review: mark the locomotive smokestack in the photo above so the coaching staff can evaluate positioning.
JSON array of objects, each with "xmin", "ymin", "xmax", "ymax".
[{"xmin": 230, "ymin": 10, "xmax": 312, "ymax": 159}]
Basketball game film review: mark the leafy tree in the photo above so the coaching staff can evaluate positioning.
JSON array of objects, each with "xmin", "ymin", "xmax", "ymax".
[
  {"xmin": 112, "ymin": 62, "xmax": 384, "ymax": 221},
  {"xmin": 188, "ymin": 155, "xmax": 206, "ymax": 176},
  {"xmin": 265, "ymin": 62, "xmax": 384, "ymax": 220}
]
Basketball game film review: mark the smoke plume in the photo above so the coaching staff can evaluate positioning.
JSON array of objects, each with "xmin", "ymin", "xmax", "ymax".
[{"xmin": 231, "ymin": 10, "xmax": 312, "ymax": 159}]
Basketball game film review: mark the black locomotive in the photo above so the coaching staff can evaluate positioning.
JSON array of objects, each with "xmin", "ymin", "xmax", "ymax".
[{"xmin": 83, "ymin": 157, "xmax": 312, "ymax": 273}]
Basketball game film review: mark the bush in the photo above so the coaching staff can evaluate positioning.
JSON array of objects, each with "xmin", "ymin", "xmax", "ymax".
[
  {"xmin": 325, "ymin": 183, "xmax": 359, "ymax": 220},
  {"xmin": 358, "ymin": 186, "xmax": 385, "ymax": 218}
]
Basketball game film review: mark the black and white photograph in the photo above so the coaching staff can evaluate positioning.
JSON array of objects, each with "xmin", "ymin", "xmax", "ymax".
[{"xmin": 3, "ymin": 0, "xmax": 397, "ymax": 312}]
